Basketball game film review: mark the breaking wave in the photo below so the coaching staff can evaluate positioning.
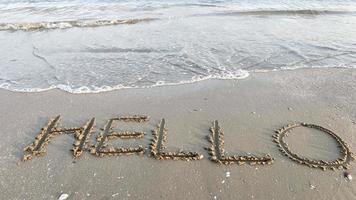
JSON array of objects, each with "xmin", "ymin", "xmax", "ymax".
[
  {"xmin": 0, "ymin": 18, "xmax": 157, "ymax": 31},
  {"xmin": 196, "ymin": 9, "xmax": 356, "ymax": 17},
  {"xmin": 1, "ymin": 8, "xmax": 354, "ymax": 32},
  {"xmin": 1, "ymin": 65, "xmax": 355, "ymax": 94},
  {"xmin": 0, "ymin": 70, "xmax": 250, "ymax": 93}
]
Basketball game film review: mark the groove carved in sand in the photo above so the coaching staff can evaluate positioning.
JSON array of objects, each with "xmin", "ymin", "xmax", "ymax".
[
  {"xmin": 111, "ymin": 115, "xmax": 149, "ymax": 123},
  {"xmin": 23, "ymin": 116, "xmax": 61, "ymax": 161},
  {"xmin": 274, "ymin": 123, "xmax": 355, "ymax": 170},
  {"xmin": 22, "ymin": 116, "xmax": 86, "ymax": 161},
  {"xmin": 92, "ymin": 116, "xmax": 148, "ymax": 157},
  {"xmin": 23, "ymin": 115, "xmax": 93, "ymax": 161},
  {"xmin": 149, "ymin": 118, "xmax": 204, "ymax": 161},
  {"xmin": 207, "ymin": 120, "xmax": 274, "ymax": 165},
  {"xmin": 72, "ymin": 118, "xmax": 95, "ymax": 158}
]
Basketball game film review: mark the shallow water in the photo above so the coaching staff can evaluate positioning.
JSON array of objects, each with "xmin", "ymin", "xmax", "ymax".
[{"xmin": 1, "ymin": 0, "xmax": 356, "ymax": 93}]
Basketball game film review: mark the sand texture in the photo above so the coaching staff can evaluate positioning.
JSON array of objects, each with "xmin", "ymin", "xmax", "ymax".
[{"xmin": 0, "ymin": 68, "xmax": 356, "ymax": 199}]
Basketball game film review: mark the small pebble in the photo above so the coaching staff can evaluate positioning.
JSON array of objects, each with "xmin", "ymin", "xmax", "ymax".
[
  {"xmin": 309, "ymin": 184, "xmax": 315, "ymax": 190},
  {"xmin": 347, "ymin": 175, "xmax": 353, "ymax": 181},
  {"xmin": 344, "ymin": 171, "xmax": 352, "ymax": 181},
  {"xmin": 226, "ymin": 171, "xmax": 230, "ymax": 178},
  {"xmin": 58, "ymin": 193, "xmax": 69, "ymax": 200}
]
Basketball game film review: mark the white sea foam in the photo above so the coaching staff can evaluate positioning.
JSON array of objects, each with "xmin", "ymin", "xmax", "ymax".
[
  {"xmin": 0, "ymin": 18, "xmax": 156, "ymax": 31},
  {"xmin": 0, "ymin": 70, "xmax": 250, "ymax": 93},
  {"xmin": 1, "ymin": 66, "xmax": 355, "ymax": 94}
]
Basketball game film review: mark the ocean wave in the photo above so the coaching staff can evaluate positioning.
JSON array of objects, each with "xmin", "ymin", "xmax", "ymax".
[
  {"xmin": 1, "ymin": 65, "xmax": 355, "ymax": 94},
  {"xmin": 1, "ymin": 8, "xmax": 353, "ymax": 32},
  {"xmin": 0, "ymin": 18, "xmax": 157, "ymax": 31},
  {"xmin": 0, "ymin": 70, "xmax": 249, "ymax": 94},
  {"xmin": 194, "ymin": 9, "xmax": 356, "ymax": 17}
]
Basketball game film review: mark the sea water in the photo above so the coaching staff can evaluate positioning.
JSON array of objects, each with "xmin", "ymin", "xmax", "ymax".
[{"xmin": 0, "ymin": 0, "xmax": 356, "ymax": 93}]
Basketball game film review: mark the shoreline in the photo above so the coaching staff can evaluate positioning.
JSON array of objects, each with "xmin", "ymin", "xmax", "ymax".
[
  {"xmin": 1, "ymin": 68, "xmax": 356, "ymax": 199},
  {"xmin": 1, "ymin": 67, "xmax": 354, "ymax": 94}
]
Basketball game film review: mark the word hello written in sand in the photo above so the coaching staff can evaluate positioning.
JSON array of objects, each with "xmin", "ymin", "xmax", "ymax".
[{"xmin": 23, "ymin": 115, "xmax": 354, "ymax": 171}]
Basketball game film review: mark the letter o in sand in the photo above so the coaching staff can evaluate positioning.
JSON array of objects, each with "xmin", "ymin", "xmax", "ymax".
[{"xmin": 273, "ymin": 123, "xmax": 354, "ymax": 170}]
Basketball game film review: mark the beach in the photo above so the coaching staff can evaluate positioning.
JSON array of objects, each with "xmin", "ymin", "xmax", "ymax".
[{"xmin": 0, "ymin": 68, "xmax": 355, "ymax": 199}]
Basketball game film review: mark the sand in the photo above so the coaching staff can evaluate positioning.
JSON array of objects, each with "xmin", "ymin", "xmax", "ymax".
[{"xmin": 0, "ymin": 68, "xmax": 356, "ymax": 199}]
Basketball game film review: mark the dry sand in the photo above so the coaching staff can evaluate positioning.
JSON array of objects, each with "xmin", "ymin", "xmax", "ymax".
[{"xmin": 0, "ymin": 68, "xmax": 356, "ymax": 199}]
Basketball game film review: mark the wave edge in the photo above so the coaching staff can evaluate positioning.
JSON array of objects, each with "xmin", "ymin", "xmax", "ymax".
[{"xmin": 0, "ymin": 17, "xmax": 157, "ymax": 32}]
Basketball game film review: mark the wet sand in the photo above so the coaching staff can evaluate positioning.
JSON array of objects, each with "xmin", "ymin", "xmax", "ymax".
[{"xmin": 0, "ymin": 68, "xmax": 356, "ymax": 199}]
